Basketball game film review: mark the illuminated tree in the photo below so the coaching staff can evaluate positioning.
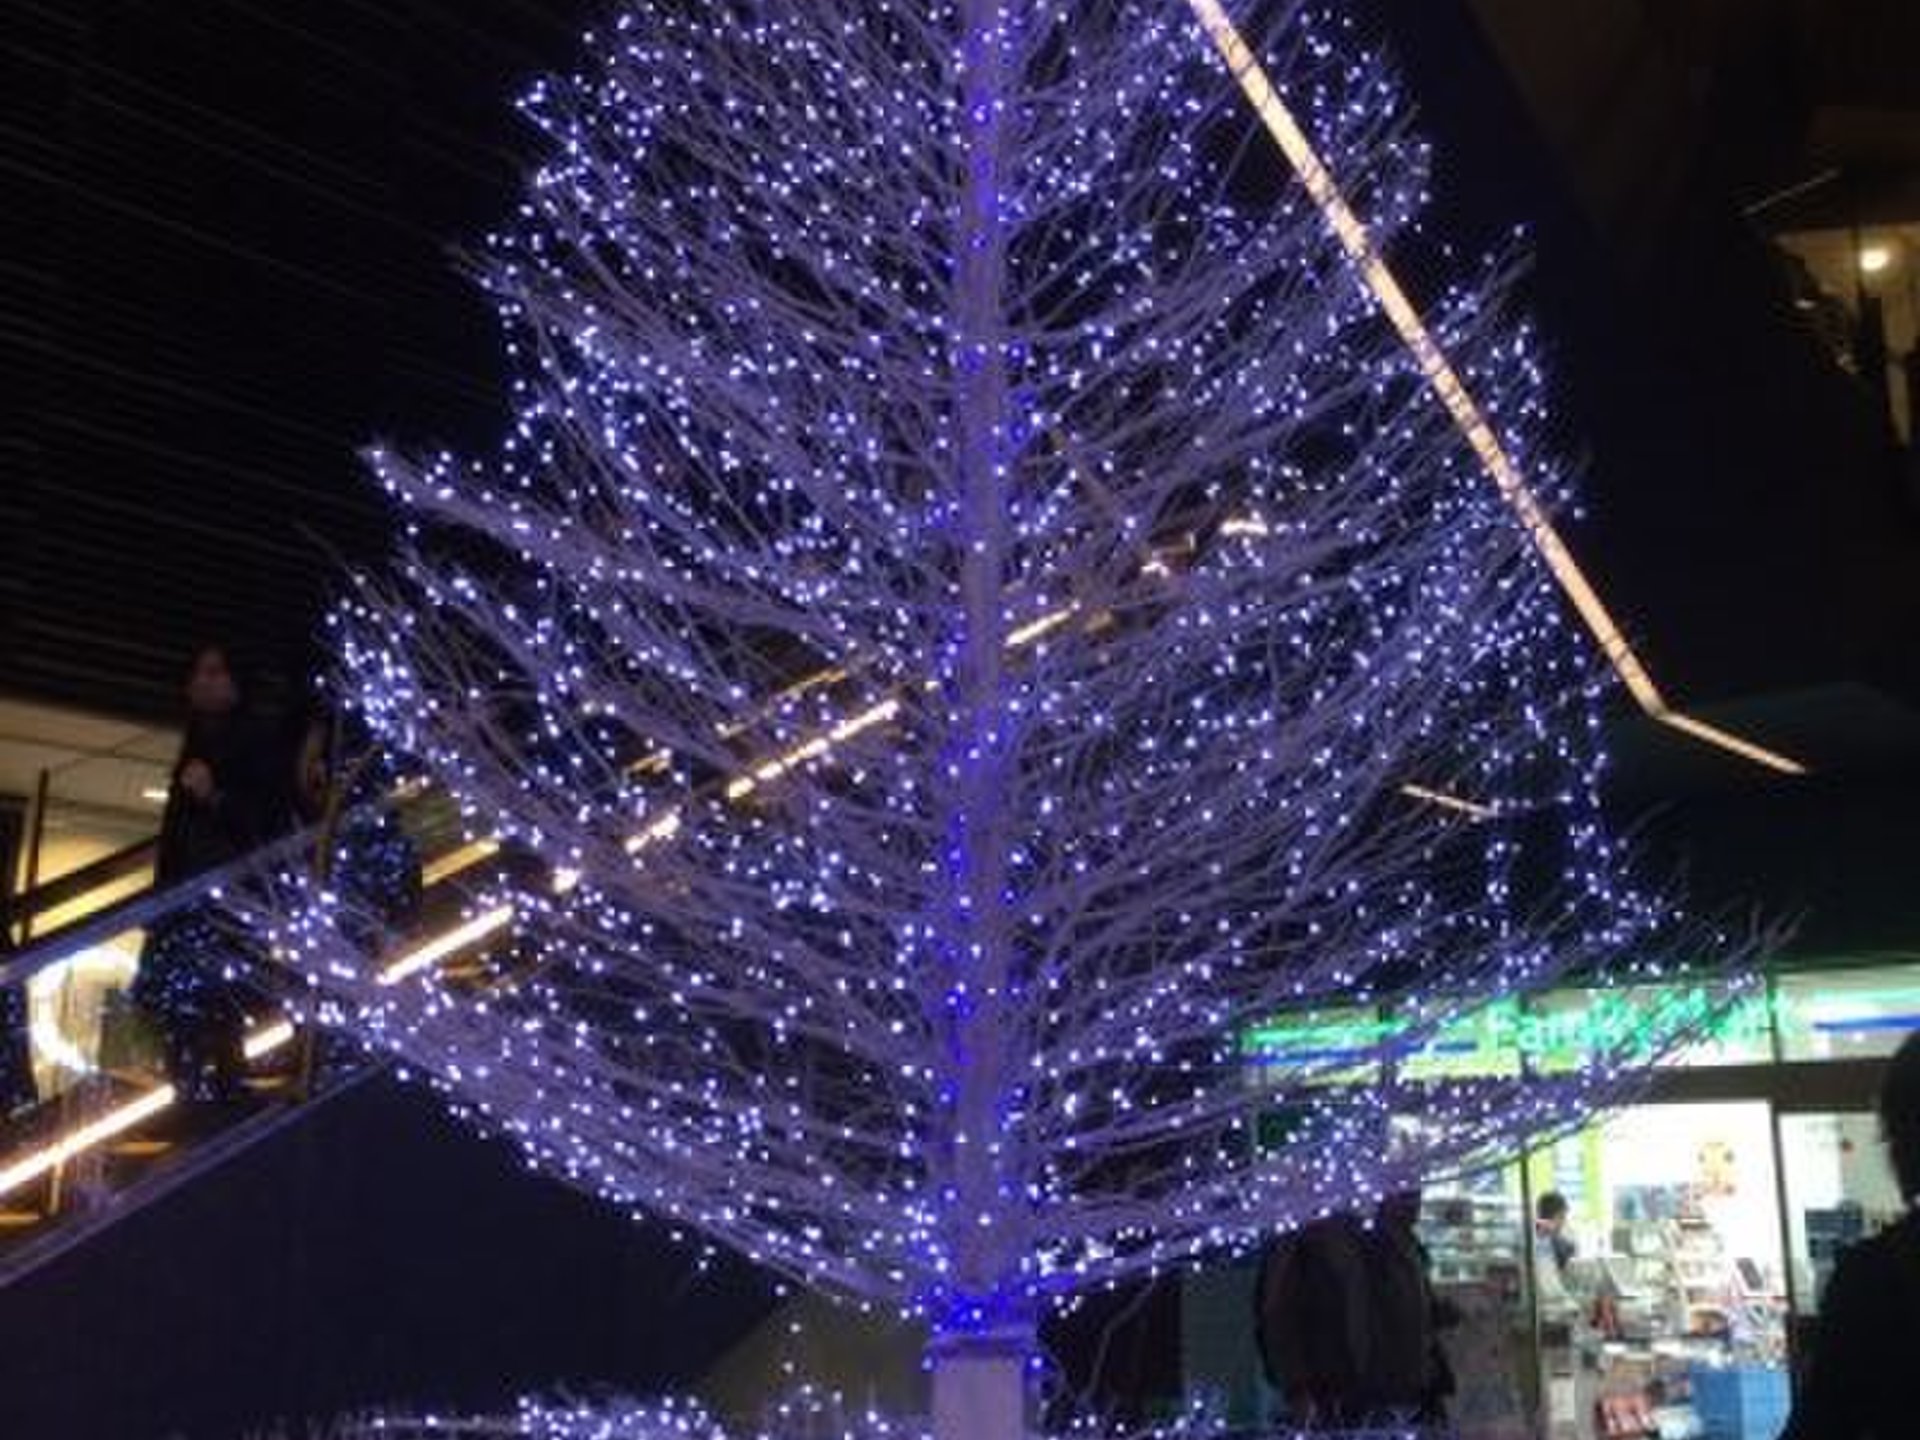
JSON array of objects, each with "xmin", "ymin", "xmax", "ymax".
[{"xmin": 275, "ymin": 0, "xmax": 1722, "ymax": 1432}]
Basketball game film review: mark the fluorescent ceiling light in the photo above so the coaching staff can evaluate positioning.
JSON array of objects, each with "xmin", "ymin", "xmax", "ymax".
[{"xmin": 1185, "ymin": 0, "xmax": 1806, "ymax": 778}]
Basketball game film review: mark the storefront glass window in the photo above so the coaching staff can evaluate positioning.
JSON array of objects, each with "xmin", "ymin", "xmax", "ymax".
[
  {"xmin": 1776, "ymin": 1111, "xmax": 1906, "ymax": 1319},
  {"xmin": 1527, "ymin": 1101, "xmax": 1791, "ymax": 1440},
  {"xmin": 1420, "ymin": 1166, "xmax": 1535, "ymax": 1436}
]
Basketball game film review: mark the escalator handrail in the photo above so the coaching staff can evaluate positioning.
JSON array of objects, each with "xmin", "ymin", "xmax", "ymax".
[
  {"xmin": 0, "ymin": 796, "xmax": 408, "ymax": 992},
  {"xmin": 0, "ymin": 1049, "xmax": 394, "ymax": 1289},
  {"xmin": 5, "ymin": 835, "xmax": 161, "ymax": 934}
]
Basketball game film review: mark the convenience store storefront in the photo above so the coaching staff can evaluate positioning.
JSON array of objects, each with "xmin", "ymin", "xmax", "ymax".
[{"xmin": 1191, "ymin": 959, "xmax": 1920, "ymax": 1440}]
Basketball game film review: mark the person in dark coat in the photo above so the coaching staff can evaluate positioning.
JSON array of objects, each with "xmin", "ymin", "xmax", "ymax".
[
  {"xmin": 1781, "ymin": 1027, "xmax": 1920, "ymax": 1440},
  {"xmin": 1256, "ymin": 1192, "xmax": 1447, "ymax": 1428},
  {"xmin": 132, "ymin": 645, "xmax": 282, "ymax": 1103},
  {"xmin": 1376, "ymin": 1187, "xmax": 1460, "ymax": 1426},
  {"xmin": 1257, "ymin": 1210, "xmax": 1373, "ymax": 1426}
]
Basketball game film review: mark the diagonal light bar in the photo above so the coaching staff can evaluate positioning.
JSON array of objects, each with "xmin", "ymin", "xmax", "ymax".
[
  {"xmin": 0, "ymin": 1019, "xmax": 300, "ymax": 1202},
  {"xmin": 1652, "ymin": 711, "xmax": 1810, "ymax": 775},
  {"xmin": 1398, "ymin": 782, "xmax": 1498, "ymax": 821},
  {"xmin": 0, "ymin": 901, "xmax": 518, "ymax": 1200},
  {"xmin": 1185, "ymin": 0, "xmax": 1805, "ymax": 777},
  {"xmin": 375, "ymin": 902, "xmax": 517, "ymax": 987},
  {"xmin": 421, "ymin": 838, "xmax": 501, "ymax": 887},
  {"xmin": 242, "ymin": 1019, "xmax": 298, "ymax": 1061},
  {"xmin": 0, "ymin": 1085, "xmax": 179, "ymax": 1200}
]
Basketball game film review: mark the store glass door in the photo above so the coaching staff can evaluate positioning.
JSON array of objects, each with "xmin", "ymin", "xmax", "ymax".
[{"xmin": 1775, "ymin": 1109, "xmax": 1905, "ymax": 1372}]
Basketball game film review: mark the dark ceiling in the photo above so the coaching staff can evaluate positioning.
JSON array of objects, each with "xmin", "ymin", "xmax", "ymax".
[
  {"xmin": 4, "ymin": 0, "xmax": 580, "ymax": 721},
  {"xmin": 4, "ymin": 0, "xmax": 1919, "ymax": 748}
]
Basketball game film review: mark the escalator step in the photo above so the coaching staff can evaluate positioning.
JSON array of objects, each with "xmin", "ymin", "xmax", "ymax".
[{"xmin": 107, "ymin": 1139, "xmax": 173, "ymax": 1159}]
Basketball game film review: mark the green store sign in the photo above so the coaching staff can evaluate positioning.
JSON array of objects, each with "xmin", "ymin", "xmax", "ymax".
[{"xmin": 1242, "ymin": 983, "xmax": 1774, "ymax": 1080}]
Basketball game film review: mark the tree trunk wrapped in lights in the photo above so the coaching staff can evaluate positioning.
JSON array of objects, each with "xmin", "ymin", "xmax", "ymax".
[{"xmin": 271, "ymin": 1, "xmax": 1750, "ymax": 1434}]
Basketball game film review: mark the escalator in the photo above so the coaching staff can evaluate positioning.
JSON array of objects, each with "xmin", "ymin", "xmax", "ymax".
[
  {"xmin": 0, "ymin": 647, "xmax": 923, "ymax": 1291},
  {"xmin": 0, "ymin": 782, "xmax": 515, "ymax": 1289},
  {"xmin": 0, "ymin": 563, "xmax": 1464, "ymax": 1292},
  {"xmin": 0, "ymin": 771, "xmax": 785, "ymax": 1439},
  {"xmin": 0, "ymin": 571, "xmax": 1241, "ymax": 1303}
]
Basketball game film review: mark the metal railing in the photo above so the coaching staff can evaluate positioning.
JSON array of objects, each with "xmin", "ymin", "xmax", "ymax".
[{"xmin": 0, "ymin": 778, "xmax": 509, "ymax": 1282}]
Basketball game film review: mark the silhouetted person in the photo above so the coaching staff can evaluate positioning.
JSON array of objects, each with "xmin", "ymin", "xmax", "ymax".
[
  {"xmin": 1781, "ymin": 1028, "xmax": 1920, "ymax": 1440},
  {"xmin": 132, "ymin": 645, "xmax": 280, "ymax": 1103},
  {"xmin": 1535, "ymin": 1190, "xmax": 1575, "ymax": 1274},
  {"xmin": 1258, "ymin": 1210, "xmax": 1372, "ymax": 1426},
  {"xmin": 1257, "ymin": 1192, "xmax": 1444, "ymax": 1427}
]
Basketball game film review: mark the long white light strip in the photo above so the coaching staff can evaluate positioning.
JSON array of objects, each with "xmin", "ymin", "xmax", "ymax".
[
  {"xmin": 625, "ymin": 810, "xmax": 683, "ymax": 854},
  {"xmin": 0, "ymin": 1086, "xmax": 177, "ymax": 1200},
  {"xmin": 723, "ymin": 698, "xmax": 902, "ymax": 803},
  {"xmin": 1653, "ymin": 711, "xmax": 1808, "ymax": 775},
  {"xmin": 375, "ymin": 903, "xmax": 517, "ymax": 987},
  {"xmin": 242, "ymin": 1019, "xmax": 298, "ymax": 1061},
  {"xmin": 421, "ymin": 838, "xmax": 501, "ymax": 887},
  {"xmin": 1007, "ymin": 606, "xmax": 1080, "ymax": 649},
  {"xmin": 0, "ymin": 1019, "xmax": 299, "ymax": 1203},
  {"xmin": 1398, "ymin": 782, "xmax": 1497, "ymax": 821},
  {"xmin": 1184, "ymin": 0, "xmax": 1805, "ymax": 778}
]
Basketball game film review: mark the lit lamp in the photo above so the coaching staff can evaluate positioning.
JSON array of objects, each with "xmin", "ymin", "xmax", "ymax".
[{"xmin": 1850, "ymin": 237, "xmax": 1901, "ymax": 440}]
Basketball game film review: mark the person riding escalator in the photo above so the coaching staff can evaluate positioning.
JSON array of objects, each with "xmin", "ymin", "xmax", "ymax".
[{"xmin": 131, "ymin": 645, "xmax": 285, "ymax": 1105}]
